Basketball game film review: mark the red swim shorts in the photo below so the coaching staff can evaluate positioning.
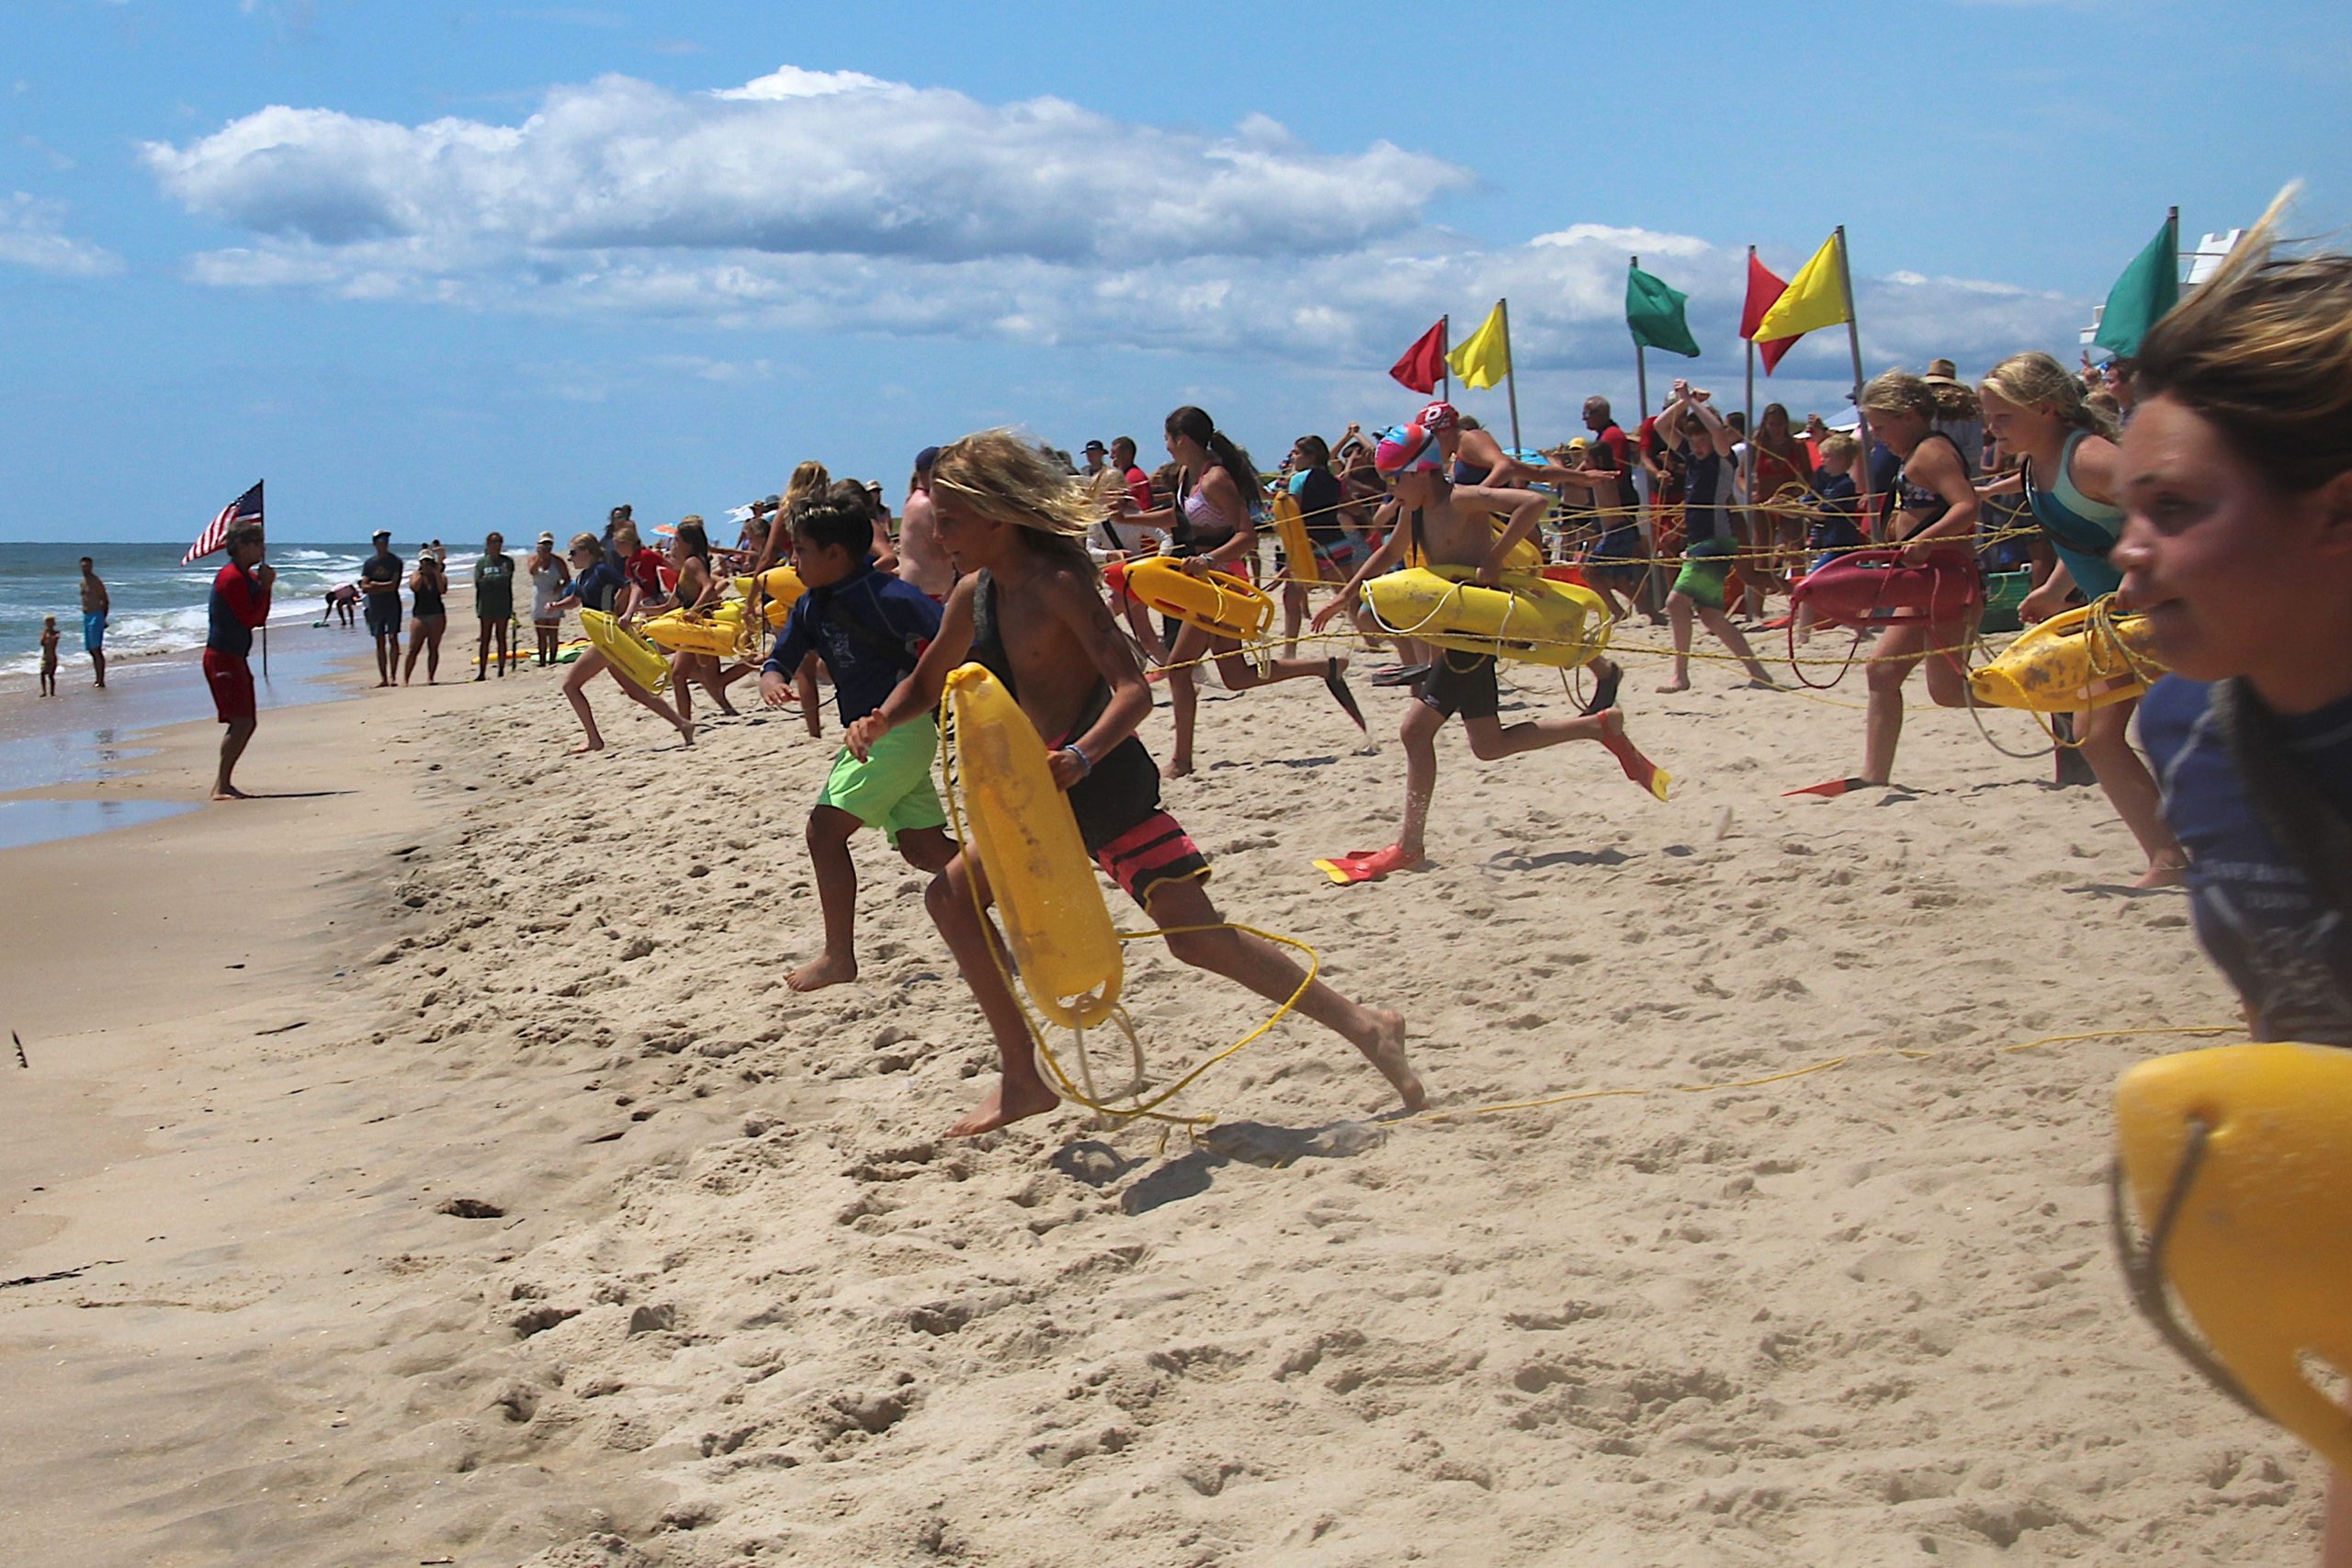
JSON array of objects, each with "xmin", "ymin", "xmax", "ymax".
[{"xmin": 203, "ymin": 649, "xmax": 255, "ymax": 724}]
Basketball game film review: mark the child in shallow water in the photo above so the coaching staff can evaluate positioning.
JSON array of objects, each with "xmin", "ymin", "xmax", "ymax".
[
  {"xmin": 39, "ymin": 615, "xmax": 60, "ymax": 696},
  {"xmin": 848, "ymin": 429, "xmax": 1423, "ymax": 1138}
]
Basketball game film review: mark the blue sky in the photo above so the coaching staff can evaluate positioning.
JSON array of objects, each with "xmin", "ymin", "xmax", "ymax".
[{"xmin": 5, "ymin": 0, "xmax": 2346, "ymax": 544}]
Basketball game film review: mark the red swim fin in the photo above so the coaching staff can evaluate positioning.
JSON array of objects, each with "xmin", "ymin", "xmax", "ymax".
[{"xmin": 1783, "ymin": 775, "xmax": 1873, "ymax": 798}]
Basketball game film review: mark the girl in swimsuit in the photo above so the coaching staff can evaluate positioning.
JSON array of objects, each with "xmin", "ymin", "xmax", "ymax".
[
  {"xmin": 1849, "ymin": 370, "xmax": 1983, "ymax": 787},
  {"xmin": 548, "ymin": 531, "xmax": 695, "ymax": 753},
  {"xmin": 401, "ymin": 550, "xmax": 447, "ymax": 685},
  {"xmin": 2105, "ymin": 191, "xmax": 2352, "ymax": 1559},
  {"xmin": 1115, "ymin": 405, "xmax": 1363, "ymax": 778},
  {"xmin": 1979, "ymin": 352, "xmax": 2185, "ymax": 886},
  {"xmin": 847, "ymin": 428, "xmax": 1420, "ymax": 1137},
  {"xmin": 659, "ymin": 519, "xmax": 742, "ymax": 721}
]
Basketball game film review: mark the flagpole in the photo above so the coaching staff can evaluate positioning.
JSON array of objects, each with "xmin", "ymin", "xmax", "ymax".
[
  {"xmin": 1833, "ymin": 225, "xmax": 1875, "ymax": 528},
  {"xmin": 1498, "ymin": 297, "xmax": 1521, "ymax": 453},
  {"xmin": 1743, "ymin": 247, "xmax": 1758, "ymax": 515},
  {"xmin": 1630, "ymin": 257, "xmax": 1648, "ymax": 418},
  {"xmin": 1441, "ymin": 314, "xmax": 1451, "ymax": 401}
]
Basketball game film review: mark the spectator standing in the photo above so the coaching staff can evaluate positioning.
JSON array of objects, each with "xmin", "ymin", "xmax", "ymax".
[
  {"xmin": 474, "ymin": 530, "xmax": 515, "ymax": 680},
  {"xmin": 526, "ymin": 531, "xmax": 570, "ymax": 666},
  {"xmin": 359, "ymin": 530, "xmax": 402, "ymax": 686},
  {"xmin": 402, "ymin": 548, "xmax": 447, "ymax": 685},
  {"xmin": 203, "ymin": 525, "xmax": 274, "ymax": 799},
  {"xmin": 77, "ymin": 556, "xmax": 108, "ymax": 688}
]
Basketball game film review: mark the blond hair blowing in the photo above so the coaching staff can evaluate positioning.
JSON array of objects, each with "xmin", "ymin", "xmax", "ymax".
[
  {"xmin": 1982, "ymin": 350, "xmax": 2117, "ymax": 439},
  {"xmin": 1860, "ymin": 369, "xmax": 1938, "ymax": 423},
  {"xmin": 930, "ymin": 428, "xmax": 1105, "ymax": 541},
  {"xmin": 2138, "ymin": 183, "xmax": 2352, "ymax": 495},
  {"xmin": 784, "ymin": 460, "xmax": 831, "ymax": 509}
]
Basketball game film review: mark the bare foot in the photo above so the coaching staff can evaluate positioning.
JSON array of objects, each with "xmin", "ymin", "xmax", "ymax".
[
  {"xmin": 571, "ymin": 741, "xmax": 605, "ymax": 755},
  {"xmin": 1351, "ymin": 1007, "xmax": 1426, "ymax": 1112},
  {"xmin": 676, "ymin": 718, "xmax": 695, "ymax": 747},
  {"xmin": 1161, "ymin": 757, "xmax": 1194, "ymax": 781},
  {"xmin": 2133, "ymin": 861, "xmax": 2188, "ymax": 890},
  {"xmin": 944, "ymin": 1075, "xmax": 1060, "ymax": 1137},
  {"xmin": 786, "ymin": 952, "xmax": 857, "ymax": 992},
  {"xmin": 1655, "ymin": 677, "xmax": 1690, "ymax": 694},
  {"xmin": 209, "ymin": 784, "xmax": 251, "ymax": 802}
]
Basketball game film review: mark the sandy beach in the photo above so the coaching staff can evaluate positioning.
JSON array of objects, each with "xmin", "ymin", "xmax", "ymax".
[{"xmin": 0, "ymin": 615, "xmax": 2320, "ymax": 1566}]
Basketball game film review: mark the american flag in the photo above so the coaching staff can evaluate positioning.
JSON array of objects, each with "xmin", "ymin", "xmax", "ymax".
[{"xmin": 184, "ymin": 480, "xmax": 265, "ymax": 564}]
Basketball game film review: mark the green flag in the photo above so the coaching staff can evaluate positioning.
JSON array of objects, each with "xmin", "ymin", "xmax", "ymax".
[
  {"xmin": 1627, "ymin": 265, "xmax": 1701, "ymax": 358},
  {"xmin": 2093, "ymin": 213, "xmax": 2179, "ymax": 360}
]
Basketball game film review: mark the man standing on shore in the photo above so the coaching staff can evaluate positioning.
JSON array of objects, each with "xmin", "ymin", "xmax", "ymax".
[
  {"xmin": 204, "ymin": 524, "xmax": 274, "ymax": 800},
  {"xmin": 78, "ymin": 557, "xmax": 108, "ymax": 688},
  {"xmin": 359, "ymin": 529, "xmax": 402, "ymax": 687}
]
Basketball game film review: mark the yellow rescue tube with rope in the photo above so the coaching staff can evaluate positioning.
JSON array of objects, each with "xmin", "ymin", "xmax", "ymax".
[
  {"xmin": 1362, "ymin": 566, "xmax": 1611, "ymax": 670},
  {"xmin": 944, "ymin": 662, "xmax": 1124, "ymax": 1031},
  {"xmin": 2113, "ymin": 1043, "xmax": 2352, "ymax": 1472},
  {"xmin": 642, "ymin": 601, "xmax": 751, "ymax": 658},
  {"xmin": 1272, "ymin": 492, "xmax": 1324, "ymax": 584},
  {"xmin": 1969, "ymin": 596, "xmax": 2165, "ymax": 713},
  {"xmin": 729, "ymin": 567, "xmax": 807, "ymax": 628},
  {"xmin": 580, "ymin": 609, "xmax": 672, "ymax": 694},
  {"xmin": 1122, "ymin": 556, "xmax": 1274, "ymax": 644}
]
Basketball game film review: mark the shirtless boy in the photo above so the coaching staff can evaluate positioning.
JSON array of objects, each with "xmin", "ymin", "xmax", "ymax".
[
  {"xmin": 1309, "ymin": 417, "xmax": 1670, "ymax": 883},
  {"xmin": 849, "ymin": 429, "xmax": 1421, "ymax": 1137}
]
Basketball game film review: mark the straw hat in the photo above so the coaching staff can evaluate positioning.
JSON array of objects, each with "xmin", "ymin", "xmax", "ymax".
[{"xmin": 1924, "ymin": 357, "xmax": 1962, "ymax": 385}]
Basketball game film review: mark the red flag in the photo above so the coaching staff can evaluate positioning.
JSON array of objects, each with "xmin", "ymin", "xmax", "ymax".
[
  {"xmin": 1388, "ymin": 319, "xmax": 1448, "ymax": 394},
  {"xmin": 1741, "ymin": 254, "xmax": 1799, "ymax": 375}
]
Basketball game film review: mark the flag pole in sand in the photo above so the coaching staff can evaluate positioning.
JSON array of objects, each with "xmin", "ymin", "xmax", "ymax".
[
  {"xmin": 1833, "ymin": 226, "xmax": 1875, "ymax": 524},
  {"xmin": 1498, "ymin": 297, "xmax": 1521, "ymax": 454}
]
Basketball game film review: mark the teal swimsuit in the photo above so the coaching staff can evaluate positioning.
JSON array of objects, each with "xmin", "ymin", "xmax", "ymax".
[{"xmin": 2024, "ymin": 431, "xmax": 2125, "ymax": 599}]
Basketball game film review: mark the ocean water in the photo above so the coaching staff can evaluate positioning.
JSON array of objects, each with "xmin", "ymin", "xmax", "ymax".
[{"xmin": 0, "ymin": 539, "xmax": 485, "ymax": 680}]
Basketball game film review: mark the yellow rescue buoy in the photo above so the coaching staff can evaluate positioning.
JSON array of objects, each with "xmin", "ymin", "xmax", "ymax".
[
  {"xmin": 580, "ymin": 609, "xmax": 672, "ymax": 694},
  {"xmin": 1272, "ymin": 492, "xmax": 1324, "ymax": 584},
  {"xmin": 943, "ymin": 662, "xmax": 1123, "ymax": 1031},
  {"xmin": 1362, "ymin": 566, "xmax": 1611, "ymax": 670},
  {"xmin": 1970, "ymin": 597, "xmax": 2165, "ymax": 713},
  {"xmin": 1122, "ymin": 557, "xmax": 1273, "ymax": 644},
  {"xmin": 2113, "ymin": 1042, "xmax": 2352, "ymax": 1472},
  {"xmin": 730, "ymin": 567, "xmax": 806, "ymax": 628},
  {"xmin": 641, "ymin": 601, "xmax": 749, "ymax": 657}
]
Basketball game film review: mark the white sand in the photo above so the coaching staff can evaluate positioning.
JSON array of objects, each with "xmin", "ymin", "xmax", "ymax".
[{"xmin": 0, "ymin": 623, "xmax": 2321, "ymax": 1566}]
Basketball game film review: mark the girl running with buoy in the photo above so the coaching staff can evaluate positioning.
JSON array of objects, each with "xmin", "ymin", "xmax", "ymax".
[
  {"xmin": 1978, "ymin": 351, "xmax": 2185, "ymax": 885},
  {"xmin": 1796, "ymin": 371, "xmax": 1982, "ymax": 793},
  {"xmin": 847, "ymin": 429, "xmax": 1421, "ymax": 1136},
  {"xmin": 1114, "ymin": 405, "xmax": 1364, "ymax": 778},
  {"xmin": 548, "ymin": 530, "xmax": 694, "ymax": 753}
]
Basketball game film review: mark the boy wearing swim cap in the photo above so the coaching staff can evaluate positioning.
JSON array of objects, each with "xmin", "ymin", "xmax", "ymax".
[
  {"xmin": 848, "ymin": 429, "xmax": 1422, "ymax": 1136},
  {"xmin": 1308, "ymin": 419, "xmax": 1670, "ymax": 883}
]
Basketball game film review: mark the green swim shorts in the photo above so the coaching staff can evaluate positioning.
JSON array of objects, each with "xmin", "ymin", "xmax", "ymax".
[
  {"xmin": 819, "ymin": 717, "xmax": 948, "ymax": 843},
  {"xmin": 1672, "ymin": 536, "xmax": 1736, "ymax": 612}
]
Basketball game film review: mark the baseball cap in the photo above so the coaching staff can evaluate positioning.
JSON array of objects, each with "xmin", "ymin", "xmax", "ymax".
[
  {"xmin": 371, "ymin": 529, "xmax": 391, "ymax": 541},
  {"xmin": 1082, "ymin": 439, "xmax": 1107, "ymax": 453},
  {"xmin": 913, "ymin": 446, "xmax": 942, "ymax": 470},
  {"xmin": 1417, "ymin": 400, "xmax": 1460, "ymax": 434}
]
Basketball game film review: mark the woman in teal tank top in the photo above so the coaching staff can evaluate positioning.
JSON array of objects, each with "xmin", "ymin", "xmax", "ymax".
[{"xmin": 1981, "ymin": 352, "xmax": 2185, "ymax": 885}]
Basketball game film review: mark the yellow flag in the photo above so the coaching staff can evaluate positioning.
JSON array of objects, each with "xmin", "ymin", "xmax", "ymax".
[
  {"xmin": 1446, "ymin": 299, "xmax": 1510, "ymax": 389},
  {"xmin": 1751, "ymin": 232, "xmax": 1850, "ymax": 344}
]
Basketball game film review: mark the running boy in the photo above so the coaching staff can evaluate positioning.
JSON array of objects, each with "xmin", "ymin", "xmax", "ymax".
[
  {"xmin": 1309, "ymin": 417, "xmax": 1671, "ymax": 884},
  {"xmin": 847, "ymin": 429, "xmax": 1421, "ymax": 1137},
  {"xmin": 758, "ymin": 497, "xmax": 958, "ymax": 992}
]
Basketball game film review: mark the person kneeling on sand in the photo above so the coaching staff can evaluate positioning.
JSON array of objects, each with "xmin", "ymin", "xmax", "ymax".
[
  {"xmin": 1307, "ymin": 417, "xmax": 1670, "ymax": 884},
  {"xmin": 847, "ymin": 429, "xmax": 1423, "ymax": 1137},
  {"xmin": 757, "ymin": 496, "xmax": 958, "ymax": 992}
]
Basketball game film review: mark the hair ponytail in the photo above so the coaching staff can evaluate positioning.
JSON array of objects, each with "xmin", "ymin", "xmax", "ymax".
[{"xmin": 1983, "ymin": 351, "xmax": 2118, "ymax": 440}]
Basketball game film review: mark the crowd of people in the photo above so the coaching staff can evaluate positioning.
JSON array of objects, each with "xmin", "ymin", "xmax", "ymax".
[{"xmin": 190, "ymin": 198, "xmax": 2347, "ymax": 1155}]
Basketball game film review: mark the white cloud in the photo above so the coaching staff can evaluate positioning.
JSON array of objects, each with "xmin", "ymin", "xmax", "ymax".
[
  {"xmin": 143, "ymin": 64, "xmax": 2084, "ymax": 384},
  {"xmin": 0, "ymin": 192, "xmax": 122, "ymax": 276},
  {"xmin": 145, "ymin": 66, "xmax": 1468, "ymax": 266}
]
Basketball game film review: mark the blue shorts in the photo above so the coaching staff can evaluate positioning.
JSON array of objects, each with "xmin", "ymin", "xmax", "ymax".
[
  {"xmin": 365, "ymin": 595, "xmax": 401, "ymax": 637},
  {"xmin": 83, "ymin": 612, "xmax": 106, "ymax": 653}
]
